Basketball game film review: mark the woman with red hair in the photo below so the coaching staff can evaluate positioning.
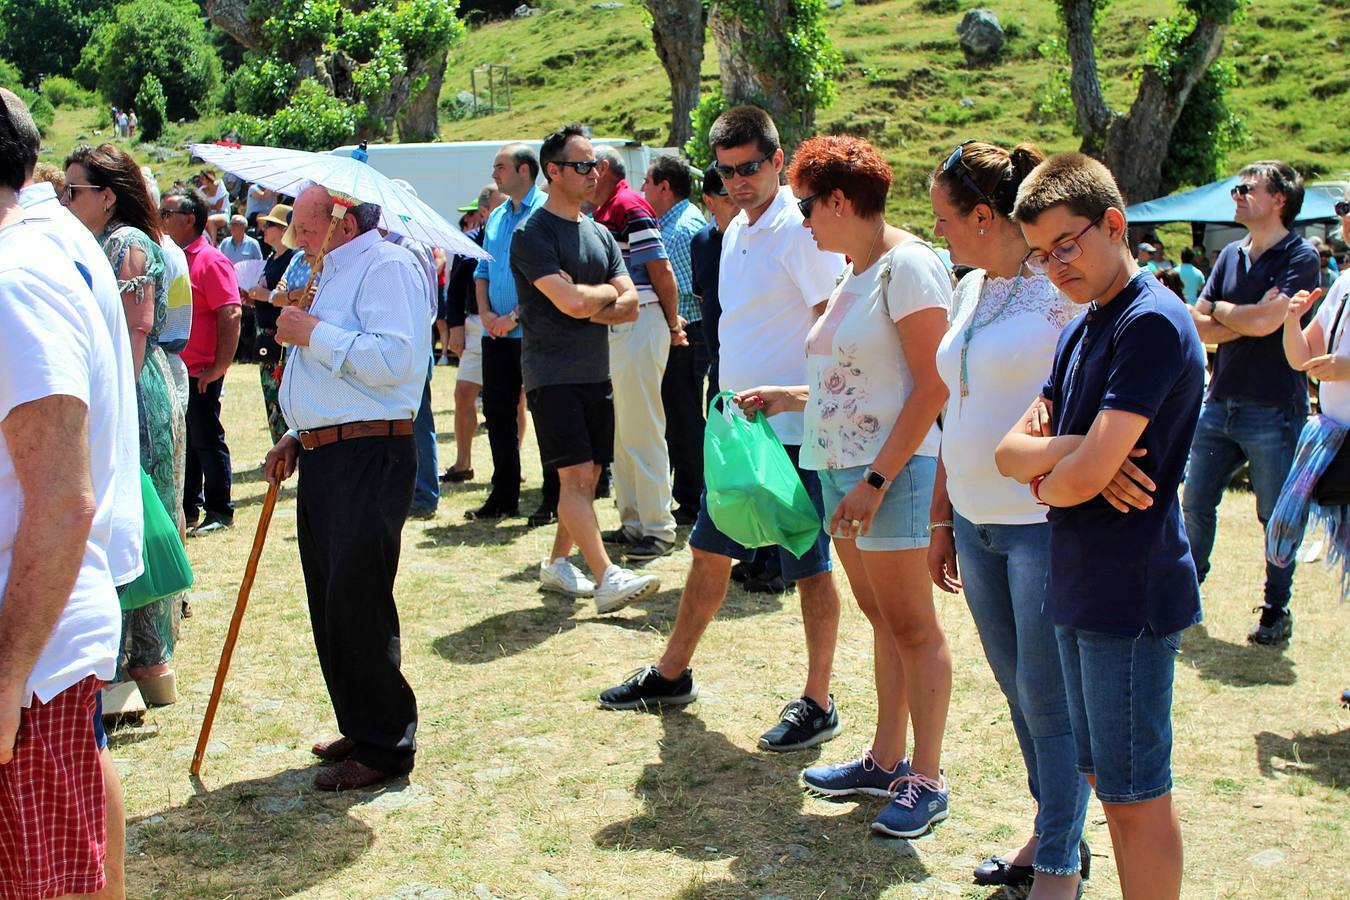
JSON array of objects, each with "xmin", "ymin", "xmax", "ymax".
[{"xmin": 736, "ymin": 135, "xmax": 953, "ymax": 839}]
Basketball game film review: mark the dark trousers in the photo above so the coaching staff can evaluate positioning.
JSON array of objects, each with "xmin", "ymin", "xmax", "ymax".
[
  {"xmin": 662, "ymin": 327, "xmax": 709, "ymax": 511},
  {"xmin": 185, "ymin": 375, "xmax": 233, "ymax": 522},
  {"xmin": 297, "ymin": 433, "xmax": 418, "ymax": 772},
  {"xmin": 481, "ymin": 336, "xmax": 559, "ymax": 511}
]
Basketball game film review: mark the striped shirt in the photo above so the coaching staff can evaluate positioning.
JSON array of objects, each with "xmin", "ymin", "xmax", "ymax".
[
  {"xmin": 592, "ymin": 179, "xmax": 667, "ymax": 289},
  {"xmin": 657, "ymin": 198, "xmax": 707, "ymax": 324}
]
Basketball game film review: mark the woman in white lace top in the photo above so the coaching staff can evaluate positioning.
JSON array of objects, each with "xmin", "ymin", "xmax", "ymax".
[{"xmin": 928, "ymin": 142, "xmax": 1089, "ymax": 899}]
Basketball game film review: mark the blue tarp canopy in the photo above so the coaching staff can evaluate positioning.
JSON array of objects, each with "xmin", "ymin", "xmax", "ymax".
[{"xmin": 1126, "ymin": 176, "xmax": 1346, "ymax": 225}]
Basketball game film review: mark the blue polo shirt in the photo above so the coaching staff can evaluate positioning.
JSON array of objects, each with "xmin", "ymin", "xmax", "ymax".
[
  {"xmin": 1202, "ymin": 230, "xmax": 1320, "ymax": 412},
  {"xmin": 473, "ymin": 185, "xmax": 547, "ymax": 339},
  {"xmin": 1041, "ymin": 272, "xmax": 1206, "ymax": 637}
]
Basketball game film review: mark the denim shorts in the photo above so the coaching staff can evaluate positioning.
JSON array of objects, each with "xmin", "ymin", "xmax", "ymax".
[
  {"xmin": 689, "ymin": 443, "xmax": 832, "ymax": 582},
  {"xmin": 1056, "ymin": 624, "xmax": 1182, "ymax": 804},
  {"xmin": 819, "ymin": 456, "xmax": 936, "ymax": 552}
]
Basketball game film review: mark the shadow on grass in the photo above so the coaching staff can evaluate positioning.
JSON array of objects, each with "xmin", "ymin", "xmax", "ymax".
[
  {"xmin": 593, "ymin": 710, "xmax": 931, "ymax": 898},
  {"xmin": 1177, "ymin": 623, "xmax": 1296, "ymax": 687},
  {"xmin": 126, "ymin": 766, "xmax": 374, "ymax": 895},
  {"xmin": 416, "ymin": 518, "xmax": 536, "ymax": 547},
  {"xmin": 1255, "ymin": 727, "xmax": 1350, "ymax": 791}
]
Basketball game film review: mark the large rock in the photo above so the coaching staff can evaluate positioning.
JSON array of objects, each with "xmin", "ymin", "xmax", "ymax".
[{"xmin": 957, "ymin": 9, "xmax": 1005, "ymax": 59}]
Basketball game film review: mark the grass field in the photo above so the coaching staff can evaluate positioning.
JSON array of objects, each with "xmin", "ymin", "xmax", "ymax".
[{"xmin": 115, "ymin": 364, "xmax": 1347, "ymax": 898}]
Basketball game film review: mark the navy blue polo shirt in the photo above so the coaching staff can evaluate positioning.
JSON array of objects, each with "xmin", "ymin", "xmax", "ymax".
[
  {"xmin": 1202, "ymin": 231, "xmax": 1320, "ymax": 411},
  {"xmin": 690, "ymin": 220, "xmax": 722, "ymax": 389},
  {"xmin": 1041, "ymin": 272, "xmax": 1206, "ymax": 637}
]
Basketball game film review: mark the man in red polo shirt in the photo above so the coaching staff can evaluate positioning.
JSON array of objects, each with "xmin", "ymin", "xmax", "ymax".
[{"xmin": 161, "ymin": 185, "xmax": 241, "ymax": 534}]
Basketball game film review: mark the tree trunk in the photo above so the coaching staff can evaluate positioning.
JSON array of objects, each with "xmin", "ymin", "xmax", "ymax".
[
  {"xmin": 644, "ymin": 0, "xmax": 706, "ymax": 148},
  {"xmin": 1061, "ymin": 0, "xmax": 1230, "ymax": 202},
  {"xmin": 398, "ymin": 47, "xmax": 449, "ymax": 142},
  {"xmin": 204, "ymin": 0, "xmax": 261, "ymax": 49},
  {"xmin": 709, "ymin": 0, "xmax": 804, "ymax": 135}
]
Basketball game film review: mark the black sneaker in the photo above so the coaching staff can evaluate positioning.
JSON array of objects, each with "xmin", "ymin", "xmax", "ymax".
[
  {"xmin": 672, "ymin": 506, "xmax": 698, "ymax": 526},
  {"xmin": 526, "ymin": 507, "xmax": 557, "ymax": 528},
  {"xmin": 759, "ymin": 695, "xmax": 840, "ymax": 752},
  {"xmin": 189, "ymin": 514, "xmax": 232, "ymax": 536},
  {"xmin": 601, "ymin": 527, "xmax": 638, "ymax": 545},
  {"xmin": 626, "ymin": 535, "xmax": 674, "ymax": 561},
  {"xmin": 599, "ymin": 665, "xmax": 698, "ymax": 710},
  {"xmin": 464, "ymin": 500, "xmax": 519, "ymax": 521},
  {"xmin": 1247, "ymin": 606, "xmax": 1293, "ymax": 645},
  {"xmin": 730, "ymin": 560, "xmax": 764, "ymax": 583}
]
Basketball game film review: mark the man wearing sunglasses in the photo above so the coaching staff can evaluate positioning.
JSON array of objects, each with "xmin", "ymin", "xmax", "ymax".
[
  {"xmin": 600, "ymin": 106, "xmax": 848, "ymax": 755},
  {"xmin": 1184, "ymin": 160, "xmax": 1321, "ymax": 646}
]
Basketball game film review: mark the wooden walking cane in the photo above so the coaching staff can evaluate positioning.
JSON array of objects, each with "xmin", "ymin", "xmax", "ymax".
[{"xmin": 190, "ymin": 459, "xmax": 285, "ymax": 775}]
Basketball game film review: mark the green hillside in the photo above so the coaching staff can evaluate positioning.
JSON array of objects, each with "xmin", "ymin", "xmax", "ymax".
[{"xmin": 439, "ymin": 0, "xmax": 1350, "ymax": 235}]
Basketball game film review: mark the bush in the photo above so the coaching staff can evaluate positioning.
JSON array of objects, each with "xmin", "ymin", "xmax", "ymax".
[
  {"xmin": 683, "ymin": 90, "xmax": 729, "ymax": 170},
  {"xmin": 221, "ymin": 57, "xmax": 297, "ymax": 116},
  {"xmin": 135, "ymin": 73, "xmax": 167, "ymax": 143},
  {"xmin": 77, "ymin": 0, "xmax": 220, "ymax": 119},
  {"xmin": 39, "ymin": 75, "xmax": 94, "ymax": 108},
  {"xmin": 225, "ymin": 79, "xmax": 359, "ymax": 152},
  {"xmin": 0, "ymin": 56, "xmax": 53, "ymax": 133}
]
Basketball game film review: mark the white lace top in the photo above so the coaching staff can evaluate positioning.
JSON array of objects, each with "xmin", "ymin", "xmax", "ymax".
[{"xmin": 936, "ymin": 270, "xmax": 1081, "ymax": 524}]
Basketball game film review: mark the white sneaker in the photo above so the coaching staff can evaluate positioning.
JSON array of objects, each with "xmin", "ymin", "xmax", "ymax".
[
  {"xmin": 594, "ymin": 565, "xmax": 660, "ymax": 614},
  {"xmin": 539, "ymin": 558, "xmax": 595, "ymax": 597},
  {"xmin": 437, "ymin": 355, "xmax": 451, "ymax": 366}
]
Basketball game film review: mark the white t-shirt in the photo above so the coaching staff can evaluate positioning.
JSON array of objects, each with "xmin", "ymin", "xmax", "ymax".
[
  {"xmin": 800, "ymin": 241, "xmax": 951, "ymax": 470},
  {"xmin": 0, "ymin": 221, "xmax": 124, "ymax": 705},
  {"xmin": 206, "ymin": 181, "xmax": 229, "ymax": 213},
  {"xmin": 718, "ymin": 186, "xmax": 844, "ymax": 445},
  {"xmin": 1314, "ymin": 271, "xmax": 1350, "ymax": 425},
  {"xmin": 936, "ymin": 269, "xmax": 1080, "ymax": 524},
  {"xmin": 18, "ymin": 182, "xmax": 143, "ymax": 586}
]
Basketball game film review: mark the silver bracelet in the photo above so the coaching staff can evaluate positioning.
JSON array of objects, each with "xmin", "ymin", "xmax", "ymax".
[{"xmin": 926, "ymin": 520, "xmax": 955, "ymax": 533}]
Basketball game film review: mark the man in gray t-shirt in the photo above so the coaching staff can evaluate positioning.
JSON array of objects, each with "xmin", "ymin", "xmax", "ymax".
[{"xmin": 505, "ymin": 124, "xmax": 661, "ymax": 613}]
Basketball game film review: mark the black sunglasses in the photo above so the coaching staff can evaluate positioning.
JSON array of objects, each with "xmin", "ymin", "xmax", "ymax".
[
  {"xmin": 557, "ymin": 159, "xmax": 599, "ymax": 175},
  {"xmin": 1335, "ymin": 200, "xmax": 1350, "ymax": 217},
  {"xmin": 797, "ymin": 192, "xmax": 822, "ymax": 219},
  {"xmin": 942, "ymin": 141, "xmax": 999, "ymax": 212},
  {"xmin": 1230, "ymin": 183, "xmax": 1255, "ymax": 199},
  {"xmin": 158, "ymin": 207, "xmax": 190, "ymax": 218},
  {"xmin": 713, "ymin": 153, "xmax": 774, "ymax": 180}
]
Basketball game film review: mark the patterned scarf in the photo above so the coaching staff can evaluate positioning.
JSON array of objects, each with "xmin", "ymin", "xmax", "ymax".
[{"xmin": 1266, "ymin": 414, "xmax": 1350, "ymax": 600}]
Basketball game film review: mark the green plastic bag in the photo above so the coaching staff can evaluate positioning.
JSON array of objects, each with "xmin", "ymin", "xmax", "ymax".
[
  {"xmin": 119, "ymin": 469, "xmax": 194, "ymax": 610},
  {"xmin": 703, "ymin": 390, "xmax": 822, "ymax": 558}
]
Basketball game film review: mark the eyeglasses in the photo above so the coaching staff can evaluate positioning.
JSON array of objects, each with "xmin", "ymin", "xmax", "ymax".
[
  {"xmin": 61, "ymin": 183, "xmax": 101, "ymax": 201},
  {"xmin": 1335, "ymin": 200, "xmax": 1350, "ymax": 217},
  {"xmin": 942, "ymin": 141, "xmax": 998, "ymax": 212},
  {"xmin": 158, "ymin": 207, "xmax": 189, "ymax": 219},
  {"xmin": 557, "ymin": 159, "xmax": 599, "ymax": 175},
  {"xmin": 713, "ymin": 153, "xmax": 774, "ymax": 181},
  {"xmin": 1024, "ymin": 214, "xmax": 1106, "ymax": 272},
  {"xmin": 1230, "ymin": 183, "xmax": 1255, "ymax": 199},
  {"xmin": 796, "ymin": 192, "xmax": 821, "ymax": 219}
]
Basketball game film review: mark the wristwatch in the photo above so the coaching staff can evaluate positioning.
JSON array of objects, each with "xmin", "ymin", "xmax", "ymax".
[{"xmin": 862, "ymin": 466, "xmax": 891, "ymax": 491}]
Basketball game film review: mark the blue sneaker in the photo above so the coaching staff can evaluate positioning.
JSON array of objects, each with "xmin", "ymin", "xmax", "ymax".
[
  {"xmin": 801, "ymin": 750, "xmax": 909, "ymax": 798},
  {"xmin": 870, "ymin": 772, "xmax": 949, "ymax": 838}
]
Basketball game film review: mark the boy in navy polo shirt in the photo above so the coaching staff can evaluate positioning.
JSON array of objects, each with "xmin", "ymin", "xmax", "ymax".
[{"xmin": 994, "ymin": 153, "xmax": 1205, "ymax": 900}]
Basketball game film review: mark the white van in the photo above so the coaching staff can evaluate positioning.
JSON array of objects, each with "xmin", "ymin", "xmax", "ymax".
[{"xmin": 331, "ymin": 138, "xmax": 658, "ymax": 223}]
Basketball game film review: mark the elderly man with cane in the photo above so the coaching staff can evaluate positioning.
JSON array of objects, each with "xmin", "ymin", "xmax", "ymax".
[{"xmin": 263, "ymin": 182, "xmax": 431, "ymax": 791}]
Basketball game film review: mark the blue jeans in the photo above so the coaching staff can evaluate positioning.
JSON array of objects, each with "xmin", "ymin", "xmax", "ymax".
[
  {"xmin": 955, "ymin": 514, "xmax": 1089, "ymax": 875},
  {"xmin": 412, "ymin": 358, "xmax": 439, "ymax": 513},
  {"xmin": 1182, "ymin": 398, "xmax": 1303, "ymax": 609}
]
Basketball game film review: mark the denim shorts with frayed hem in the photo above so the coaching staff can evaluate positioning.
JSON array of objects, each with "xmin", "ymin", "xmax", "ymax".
[{"xmin": 1056, "ymin": 624, "xmax": 1182, "ymax": 804}]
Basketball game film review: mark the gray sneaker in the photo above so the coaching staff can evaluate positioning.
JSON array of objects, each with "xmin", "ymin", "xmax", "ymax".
[
  {"xmin": 593, "ymin": 565, "xmax": 660, "ymax": 614},
  {"xmin": 802, "ymin": 750, "xmax": 909, "ymax": 798},
  {"xmin": 1247, "ymin": 607, "xmax": 1293, "ymax": 645}
]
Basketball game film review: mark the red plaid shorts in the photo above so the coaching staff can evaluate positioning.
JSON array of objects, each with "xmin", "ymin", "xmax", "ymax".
[{"xmin": 0, "ymin": 676, "xmax": 106, "ymax": 900}]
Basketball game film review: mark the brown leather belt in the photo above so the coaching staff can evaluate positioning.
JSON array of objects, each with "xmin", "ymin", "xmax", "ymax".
[{"xmin": 298, "ymin": 418, "xmax": 414, "ymax": 451}]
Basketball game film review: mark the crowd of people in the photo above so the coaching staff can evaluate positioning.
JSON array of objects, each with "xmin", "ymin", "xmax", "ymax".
[{"xmin": 1, "ymin": 77, "xmax": 1346, "ymax": 899}]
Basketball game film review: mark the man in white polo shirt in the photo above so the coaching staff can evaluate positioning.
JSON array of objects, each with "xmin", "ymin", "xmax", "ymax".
[{"xmin": 600, "ymin": 106, "xmax": 848, "ymax": 752}]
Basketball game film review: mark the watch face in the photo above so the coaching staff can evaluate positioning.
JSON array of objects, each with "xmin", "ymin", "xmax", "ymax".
[{"xmin": 865, "ymin": 470, "xmax": 886, "ymax": 489}]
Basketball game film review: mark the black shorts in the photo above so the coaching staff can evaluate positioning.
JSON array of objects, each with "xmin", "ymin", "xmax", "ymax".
[{"xmin": 527, "ymin": 380, "xmax": 614, "ymax": 470}]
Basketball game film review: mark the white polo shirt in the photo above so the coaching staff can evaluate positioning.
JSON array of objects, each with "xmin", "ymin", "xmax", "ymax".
[
  {"xmin": 0, "ymin": 220, "xmax": 124, "ymax": 705},
  {"xmin": 718, "ymin": 186, "xmax": 844, "ymax": 445}
]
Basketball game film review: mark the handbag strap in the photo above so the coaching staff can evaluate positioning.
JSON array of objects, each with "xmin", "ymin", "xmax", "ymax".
[{"xmin": 1327, "ymin": 288, "xmax": 1348, "ymax": 355}]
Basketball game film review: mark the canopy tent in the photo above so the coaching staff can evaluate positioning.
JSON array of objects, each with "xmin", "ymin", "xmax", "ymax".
[{"xmin": 1126, "ymin": 176, "xmax": 1347, "ymax": 226}]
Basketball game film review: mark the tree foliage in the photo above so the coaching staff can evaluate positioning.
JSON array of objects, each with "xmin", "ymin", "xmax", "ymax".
[
  {"xmin": 0, "ymin": 57, "xmax": 54, "ymax": 134},
  {"xmin": 0, "ymin": 0, "xmax": 110, "ymax": 86},
  {"xmin": 213, "ymin": 0, "xmax": 464, "ymax": 147},
  {"xmin": 134, "ymin": 72, "xmax": 167, "ymax": 142},
  {"xmin": 76, "ymin": 0, "xmax": 221, "ymax": 120}
]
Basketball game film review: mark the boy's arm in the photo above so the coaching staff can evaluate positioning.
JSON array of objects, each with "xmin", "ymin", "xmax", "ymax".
[
  {"xmin": 1035, "ymin": 408, "xmax": 1150, "ymax": 507},
  {"xmin": 994, "ymin": 396, "xmax": 1086, "ymax": 483}
]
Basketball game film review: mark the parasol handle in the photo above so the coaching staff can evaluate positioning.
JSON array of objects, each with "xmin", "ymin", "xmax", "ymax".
[{"xmin": 295, "ymin": 203, "xmax": 348, "ymax": 311}]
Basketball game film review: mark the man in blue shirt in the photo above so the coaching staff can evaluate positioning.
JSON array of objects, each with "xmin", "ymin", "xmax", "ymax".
[
  {"xmin": 469, "ymin": 143, "xmax": 555, "ymax": 522},
  {"xmin": 996, "ymin": 152, "xmax": 1205, "ymax": 900},
  {"xmin": 1184, "ymin": 160, "xmax": 1320, "ymax": 645},
  {"xmin": 643, "ymin": 154, "xmax": 708, "ymax": 523},
  {"xmin": 1175, "ymin": 247, "xmax": 1206, "ymax": 304}
]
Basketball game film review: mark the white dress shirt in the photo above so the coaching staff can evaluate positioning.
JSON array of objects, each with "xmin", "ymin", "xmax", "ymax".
[{"xmin": 279, "ymin": 229, "xmax": 433, "ymax": 431}]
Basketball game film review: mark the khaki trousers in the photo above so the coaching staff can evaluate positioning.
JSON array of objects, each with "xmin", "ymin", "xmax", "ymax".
[{"xmin": 608, "ymin": 300, "xmax": 676, "ymax": 542}]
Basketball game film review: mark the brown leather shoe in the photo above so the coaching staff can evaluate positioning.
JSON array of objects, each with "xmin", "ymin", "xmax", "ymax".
[
  {"xmin": 310, "ymin": 736, "xmax": 356, "ymax": 761},
  {"xmin": 313, "ymin": 758, "xmax": 402, "ymax": 791}
]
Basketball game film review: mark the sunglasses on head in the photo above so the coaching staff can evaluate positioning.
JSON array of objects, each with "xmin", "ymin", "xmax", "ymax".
[
  {"xmin": 942, "ymin": 141, "xmax": 999, "ymax": 212},
  {"xmin": 713, "ymin": 153, "xmax": 774, "ymax": 181},
  {"xmin": 557, "ymin": 159, "xmax": 599, "ymax": 175},
  {"xmin": 1335, "ymin": 200, "xmax": 1350, "ymax": 217}
]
